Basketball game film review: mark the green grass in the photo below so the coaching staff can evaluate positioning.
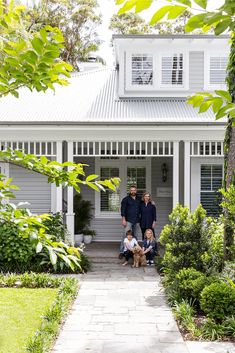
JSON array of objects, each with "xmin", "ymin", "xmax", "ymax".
[{"xmin": 0, "ymin": 288, "xmax": 58, "ymax": 353}]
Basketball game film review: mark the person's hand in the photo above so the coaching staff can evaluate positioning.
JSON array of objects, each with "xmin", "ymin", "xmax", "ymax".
[
  {"xmin": 152, "ymin": 221, "xmax": 157, "ymax": 228},
  {"xmin": 122, "ymin": 219, "xmax": 127, "ymax": 227}
]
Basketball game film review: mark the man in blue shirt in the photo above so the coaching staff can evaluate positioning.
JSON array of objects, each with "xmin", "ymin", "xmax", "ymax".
[{"xmin": 119, "ymin": 185, "xmax": 141, "ymax": 259}]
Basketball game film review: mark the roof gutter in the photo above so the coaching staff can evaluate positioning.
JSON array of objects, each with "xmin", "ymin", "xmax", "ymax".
[{"xmin": 0, "ymin": 121, "xmax": 226, "ymax": 126}]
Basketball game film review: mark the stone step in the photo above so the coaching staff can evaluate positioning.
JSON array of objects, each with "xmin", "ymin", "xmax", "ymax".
[{"xmin": 90, "ymin": 256, "xmax": 121, "ymax": 264}]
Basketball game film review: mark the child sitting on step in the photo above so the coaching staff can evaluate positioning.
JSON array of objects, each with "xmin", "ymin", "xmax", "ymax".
[{"xmin": 122, "ymin": 229, "xmax": 138, "ymax": 266}]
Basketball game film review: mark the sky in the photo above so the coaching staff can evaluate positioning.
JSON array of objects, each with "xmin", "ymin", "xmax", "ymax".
[{"xmin": 96, "ymin": 0, "xmax": 224, "ymax": 66}]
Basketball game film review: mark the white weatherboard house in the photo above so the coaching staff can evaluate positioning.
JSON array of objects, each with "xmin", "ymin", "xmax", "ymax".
[{"xmin": 0, "ymin": 35, "xmax": 229, "ymax": 242}]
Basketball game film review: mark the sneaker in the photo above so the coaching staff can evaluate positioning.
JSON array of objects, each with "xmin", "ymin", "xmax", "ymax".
[
  {"xmin": 118, "ymin": 253, "xmax": 124, "ymax": 260},
  {"xmin": 147, "ymin": 261, "xmax": 150, "ymax": 266},
  {"xmin": 150, "ymin": 260, "xmax": 154, "ymax": 264}
]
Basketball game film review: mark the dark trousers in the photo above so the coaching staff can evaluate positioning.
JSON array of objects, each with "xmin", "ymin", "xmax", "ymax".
[
  {"xmin": 141, "ymin": 228, "xmax": 155, "ymax": 240},
  {"xmin": 145, "ymin": 250, "xmax": 155, "ymax": 261},
  {"xmin": 124, "ymin": 250, "xmax": 133, "ymax": 261}
]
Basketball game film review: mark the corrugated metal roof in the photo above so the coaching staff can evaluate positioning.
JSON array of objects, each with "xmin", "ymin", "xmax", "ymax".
[{"xmin": 0, "ymin": 68, "xmax": 225, "ymax": 124}]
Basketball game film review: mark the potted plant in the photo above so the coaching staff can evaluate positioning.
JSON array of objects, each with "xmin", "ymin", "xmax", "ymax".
[
  {"xmin": 74, "ymin": 194, "xmax": 93, "ymax": 246},
  {"xmin": 83, "ymin": 229, "xmax": 96, "ymax": 244}
]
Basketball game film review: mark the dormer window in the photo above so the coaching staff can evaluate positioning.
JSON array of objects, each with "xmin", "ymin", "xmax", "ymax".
[
  {"xmin": 132, "ymin": 54, "xmax": 153, "ymax": 85},
  {"xmin": 161, "ymin": 53, "xmax": 183, "ymax": 86},
  {"xmin": 210, "ymin": 56, "xmax": 227, "ymax": 84}
]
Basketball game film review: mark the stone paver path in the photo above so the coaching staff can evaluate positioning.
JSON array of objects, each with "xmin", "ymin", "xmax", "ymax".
[{"xmin": 53, "ymin": 244, "xmax": 235, "ymax": 353}]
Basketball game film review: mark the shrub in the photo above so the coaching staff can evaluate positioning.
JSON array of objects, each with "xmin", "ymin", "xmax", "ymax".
[
  {"xmin": 0, "ymin": 222, "xmax": 36, "ymax": 270},
  {"xmin": 43, "ymin": 212, "xmax": 68, "ymax": 242},
  {"xmin": 200, "ymin": 217, "xmax": 224, "ymax": 274},
  {"xmin": 200, "ymin": 281, "xmax": 235, "ymax": 320},
  {"xmin": 170, "ymin": 268, "xmax": 218, "ymax": 303},
  {"xmin": 221, "ymin": 261, "xmax": 235, "ymax": 283},
  {"xmin": 175, "ymin": 268, "xmax": 206, "ymax": 301},
  {"xmin": 160, "ymin": 205, "xmax": 225, "ymax": 278},
  {"xmin": 0, "ymin": 218, "xmax": 90, "ymax": 274},
  {"xmin": 74, "ymin": 194, "xmax": 93, "ymax": 234},
  {"xmin": 160, "ymin": 205, "xmax": 209, "ymax": 278}
]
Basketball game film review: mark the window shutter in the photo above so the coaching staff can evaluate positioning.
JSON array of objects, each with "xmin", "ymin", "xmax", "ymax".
[
  {"xmin": 132, "ymin": 54, "xmax": 153, "ymax": 85},
  {"xmin": 200, "ymin": 165, "xmax": 222, "ymax": 216},
  {"xmin": 162, "ymin": 53, "xmax": 183, "ymax": 85},
  {"xmin": 209, "ymin": 57, "xmax": 227, "ymax": 84},
  {"xmin": 100, "ymin": 167, "xmax": 120, "ymax": 212}
]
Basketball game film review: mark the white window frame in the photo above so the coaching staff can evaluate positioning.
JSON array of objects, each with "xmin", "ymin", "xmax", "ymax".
[
  {"xmin": 125, "ymin": 50, "xmax": 189, "ymax": 92},
  {"xmin": 95, "ymin": 157, "xmax": 151, "ymax": 218},
  {"xmin": 191, "ymin": 157, "xmax": 223, "ymax": 212},
  {"xmin": 200, "ymin": 164, "xmax": 223, "ymax": 216},
  {"xmin": 126, "ymin": 52, "xmax": 155, "ymax": 91},
  {"xmin": 159, "ymin": 51, "xmax": 189, "ymax": 90},
  {"xmin": 204, "ymin": 51, "xmax": 228, "ymax": 90}
]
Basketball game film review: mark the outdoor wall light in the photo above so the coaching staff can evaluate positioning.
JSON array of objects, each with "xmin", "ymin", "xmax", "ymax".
[{"xmin": 161, "ymin": 163, "xmax": 168, "ymax": 182}]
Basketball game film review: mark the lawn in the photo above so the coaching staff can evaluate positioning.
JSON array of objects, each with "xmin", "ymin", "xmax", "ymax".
[{"xmin": 0, "ymin": 288, "xmax": 58, "ymax": 353}]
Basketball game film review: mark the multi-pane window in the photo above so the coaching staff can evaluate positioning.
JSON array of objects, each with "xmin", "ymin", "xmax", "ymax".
[
  {"xmin": 132, "ymin": 54, "xmax": 153, "ymax": 85},
  {"xmin": 200, "ymin": 165, "xmax": 223, "ymax": 217},
  {"xmin": 162, "ymin": 53, "xmax": 183, "ymax": 85},
  {"xmin": 210, "ymin": 57, "xmax": 227, "ymax": 84},
  {"xmin": 100, "ymin": 167, "xmax": 120, "ymax": 212},
  {"xmin": 127, "ymin": 167, "xmax": 146, "ymax": 197}
]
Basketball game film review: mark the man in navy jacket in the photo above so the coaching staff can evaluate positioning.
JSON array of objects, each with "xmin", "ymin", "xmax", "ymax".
[{"xmin": 119, "ymin": 185, "xmax": 141, "ymax": 258}]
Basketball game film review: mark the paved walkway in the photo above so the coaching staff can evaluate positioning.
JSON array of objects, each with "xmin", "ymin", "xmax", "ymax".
[{"xmin": 53, "ymin": 243, "xmax": 235, "ymax": 353}]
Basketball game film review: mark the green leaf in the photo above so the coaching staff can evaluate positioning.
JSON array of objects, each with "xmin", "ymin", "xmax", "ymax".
[
  {"xmin": 36, "ymin": 242, "xmax": 43, "ymax": 253},
  {"xmin": 193, "ymin": 0, "xmax": 207, "ymax": 9},
  {"xmin": 185, "ymin": 13, "xmax": 207, "ymax": 32},
  {"xmin": 86, "ymin": 182, "xmax": 100, "ymax": 192},
  {"xmin": 135, "ymin": 0, "xmax": 152, "ymax": 13},
  {"xmin": 150, "ymin": 6, "xmax": 172, "ymax": 25},
  {"xmin": 214, "ymin": 19, "xmax": 231, "ymax": 35},
  {"xmin": 176, "ymin": 0, "xmax": 191, "ymax": 5},
  {"xmin": 86, "ymin": 174, "xmax": 99, "ymax": 182},
  {"xmin": 31, "ymin": 37, "xmax": 44, "ymax": 55},
  {"xmin": 168, "ymin": 6, "xmax": 187, "ymax": 20},
  {"xmin": 199, "ymin": 100, "xmax": 213, "ymax": 113},
  {"xmin": 212, "ymin": 98, "xmax": 223, "ymax": 113},
  {"xmin": 118, "ymin": 0, "xmax": 136, "ymax": 14},
  {"xmin": 49, "ymin": 249, "xmax": 57, "ymax": 265},
  {"xmin": 215, "ymin": 90, "xmax": 232, "ymax": 102},
  {"xmin": 215, "ymin": 104, "xmax": 235, "ymax": 120}
]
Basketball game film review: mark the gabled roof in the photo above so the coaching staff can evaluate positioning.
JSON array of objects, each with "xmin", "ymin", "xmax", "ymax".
[{"xmin": 0, "ymin": 68, "xmax": 225, "ymax": 125}]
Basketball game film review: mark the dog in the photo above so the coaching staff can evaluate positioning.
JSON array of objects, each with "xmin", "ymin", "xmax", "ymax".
[{"xmin": 132, "ymin": 245, "xmax": 147, "ymax": 268}]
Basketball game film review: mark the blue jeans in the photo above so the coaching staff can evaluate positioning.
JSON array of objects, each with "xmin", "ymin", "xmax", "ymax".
[
  {"xmin": 145, "ymin": 249, "xmax": 156, "ymax": 262},
  {"xmin": 119, "ymin": 222, "xmax": 141, "ymax": 253}
]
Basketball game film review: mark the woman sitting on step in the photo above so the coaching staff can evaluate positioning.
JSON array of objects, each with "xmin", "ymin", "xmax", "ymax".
[{"xmin": 142, "ymin": 229, "xmax": 157, "ymax": 266}]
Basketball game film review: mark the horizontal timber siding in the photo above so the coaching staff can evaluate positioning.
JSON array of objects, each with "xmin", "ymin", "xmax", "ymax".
[{"xmin": 9, "ymin": 164, "xmax": 51, "ymax": 214}]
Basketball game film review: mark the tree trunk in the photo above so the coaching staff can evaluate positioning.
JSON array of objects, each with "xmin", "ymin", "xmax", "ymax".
[
  {"xmin": 223, "ymin": 118, "xmax": 235, "ymax": 261},
  {"xmin": 223, "ymin": 33, "xmax": 235, "ymax": 261}
]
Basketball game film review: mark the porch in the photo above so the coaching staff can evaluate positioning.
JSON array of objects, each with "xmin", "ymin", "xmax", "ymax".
[{"xmin": 0, "ymin": 134, "xmax": 225, "ymax": 245}]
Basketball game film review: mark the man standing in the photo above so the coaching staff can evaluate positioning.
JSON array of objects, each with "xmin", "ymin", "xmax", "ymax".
[{"xmin": 119, "ymin": 185, "xmax": 141, "ymax": 259}]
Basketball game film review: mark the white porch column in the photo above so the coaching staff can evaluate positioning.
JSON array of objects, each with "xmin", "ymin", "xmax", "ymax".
[
  {"xmin": 66, "ymin": 141, "xmax": 75, "ymax": 245},
  {"xmin": 184, "ymin": 141, "xmax": 191, "ymax": 208},
  {"xmin": 56, "ymin": 141, "xmax": 63, "ymax": 212},
  {"xmin": 173, "ymin": 141, "xmax": 179, "ymax": 208}
]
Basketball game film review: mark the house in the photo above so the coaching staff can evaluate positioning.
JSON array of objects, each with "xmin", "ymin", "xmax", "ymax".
[{"xmin": 0, "ymin": 34, "xmax": 229, "ymax": 242}]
